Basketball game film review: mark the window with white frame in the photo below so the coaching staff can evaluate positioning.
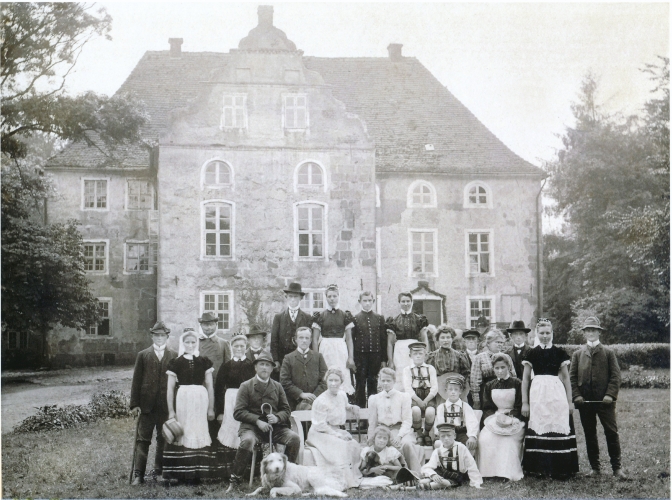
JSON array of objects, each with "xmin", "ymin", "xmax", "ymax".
[
  {"xmin": 221, "ymin": 94, "xmax": 247, "ymax": 129},
  {"xmin": 407, "ymin": 180, "xmax": 437, "ymax": 208},
  {"xmin": 296, "ymin": 203, "xmax": 325, "ymax": 259},
  {"xmin": 87, "ymin": 299, "xmax": 111, "ymax": 336},
  {"xmin": 464, "ymin": 181, "xmax": 492, "ymax": 208},
  {"xmin": 83, "ymin": 241, "xmax": 107, "ymax": 274},
  {"xmin": 409, "ymin": 229, "xmax": 438, "ymax": 276},
  {"xmin": 126, "ymin": 179, "xmax": 154, "ymax": 210},
  {"xmin": 203, "ymin": 160, "xmax": 232, "ymax": 187},
  {"xmin": 284, "ymin": 94, "xmax": 308, "ymax": 129},
  {"xmin": 203, "ymin": 202, "xmax": 233, "ymax": 258},
  {"xmin": 296, "ymin": 162, "xmax": 324, "ymax": 188},
  {"xmin": 8, "ymin": 331, "xmax": 29, "ymax": 349},
  {"xmin": 201, "ymin": 291, "xmax": 233, "ymax": 331},
  {"xmin": 125, "ymin": 242, "xmax": 150, "ymax": 273},
  {"xmin": 300, "ymin": 289, "xmax": 325, "ymax": 315},
  {"xmin": 467, "ymin": 231, "xmax": 492, "ymax": 275},
  {"xmin": 82, "ymin": 179, "xmax": 108, "ymax": 210},
  {"xmin": 468, "ymin": 297, "xmax": 494, "ymax": 328}
]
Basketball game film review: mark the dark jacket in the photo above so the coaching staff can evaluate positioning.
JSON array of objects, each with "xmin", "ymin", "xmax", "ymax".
[
  {"xmin": 246, "ymin": 346, "xmax": 272, "ymax": 364},
  {"xmin": 270, "ymin": 308, "xmax": 313, "ymax": 365},
  {"xmin": 234, "ymin": 377, "xmax": 292, "ymax": 432},
  {"xmin": 130, "ymin": 345, "xmax": 177, "ymax": 414},
  {"xmin": 570, "ymin": 343, "xmax": 621, "ymax": 402},
  {"xmin": 351, "ymin": 310, "xmax": 388, "ymax": 360},
  {"xmin": 280, "ymin": 349, "xmax": 328, "ymax": 410},
  {"xmin": 506, "ymin": 344, "xmax": 532, "ymax": 382}
]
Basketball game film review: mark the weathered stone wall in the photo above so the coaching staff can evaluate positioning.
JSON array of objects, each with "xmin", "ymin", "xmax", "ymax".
[
  {"xmin": 376, "ymin": 173, "xmax": 541, "ymax": 327},
  {"xmin": 42, "ymin": 169, "xmax": 157, "ymax": 367}
]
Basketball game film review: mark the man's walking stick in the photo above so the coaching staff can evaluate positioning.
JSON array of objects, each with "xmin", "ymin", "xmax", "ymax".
[
  {"xmin": 129, "ymin": 412, "xmax": 141, "ymax": 484},
  {"xmin": 261, "ymin": 403, "xmax": 273, "ymax": 455}
]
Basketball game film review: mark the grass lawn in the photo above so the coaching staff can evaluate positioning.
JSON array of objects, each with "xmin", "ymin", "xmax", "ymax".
[{"xmin": 3, "ymin": 388, "xmax": 669, "ymax": 499}]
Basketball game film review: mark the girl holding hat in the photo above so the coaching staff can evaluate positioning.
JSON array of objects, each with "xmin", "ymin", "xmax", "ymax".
[
  {"xmin": 311, "ymin": 284, "xmax": 356, "ymax": 394},
  {"xmin": 521, "ymin": 319, "xmax": 579, "ymax": 478},
  {"xmin": 477, "ymin": 352, "xmax": 525, "ymax": 481},
  {"xmin": 162, "ymin": 328, "xmax": 216, "ymax": 482},
  {"xmin": 470, "ymin": 329, "xmax": 515, "ymax": 411}
]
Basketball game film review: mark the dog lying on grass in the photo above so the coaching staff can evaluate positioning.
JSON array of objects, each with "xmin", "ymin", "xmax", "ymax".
[{"xmin": 247, "ymin": 452, "xmax": 348, "ymax": 498}]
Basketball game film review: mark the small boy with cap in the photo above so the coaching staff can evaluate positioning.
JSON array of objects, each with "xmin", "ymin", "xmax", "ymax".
[
  {"xmin": 570, "ymin": 316, "xmax": 627, "ymax": 480},
  {"xmin": 461, "ymin": 329, "xmax": 481, "ymax": 366},
  {"xmin": 433, "ymin": 374, "xmax": 478, "ymax": 454},
  {"xmin": 418, "ymin": 423, "xmax": 483, "ymax": 489},
  {"xmin": 130, "ymin": 321, "xmax": 178, "ymax": 484},
  {"xmin": 245, "ymin": 325, "xmax": 272, "ymax": 362},
  {"xmin": 505, "ymin": 321, "xmax": 532, "ymax": 382},
  {"xmin": 402, "ymin": 342, "xmax": 438, "ymax": 445}
]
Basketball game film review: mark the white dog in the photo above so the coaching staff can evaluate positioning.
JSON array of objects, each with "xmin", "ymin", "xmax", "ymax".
[{"xmin": 247, "ymin": 452, "xmax": 348, "ymax": 498}]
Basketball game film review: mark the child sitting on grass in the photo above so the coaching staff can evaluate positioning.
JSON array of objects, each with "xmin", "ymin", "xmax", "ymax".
[
  {"xmin": 360, "ymin": 426, "xmax": 404, "ymax": 479},
  {"xmin": 402, "ymin": 342, "xmax": 438, "ymax": 445}
]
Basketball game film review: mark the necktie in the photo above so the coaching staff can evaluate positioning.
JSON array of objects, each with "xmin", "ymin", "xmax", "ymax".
[
  {"xmin": 155, "ymin": 349, "xmax": 163, "ymax": 361},
  {"xmin": 289, "ymin": 309, "xmax": 298, "ymax": 322}
]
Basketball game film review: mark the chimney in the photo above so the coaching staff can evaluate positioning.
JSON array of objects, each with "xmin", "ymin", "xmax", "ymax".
[
  {"xmin": 168, "ymin": 38, "xmax": 183, "ymax": 58},
  {"xmin": 387, "ymin": 43, "xmax": 403, "ymax": 62},
  {"xmin": 258, "ymin": 5, "xmax": 274, "ymax": 27}
]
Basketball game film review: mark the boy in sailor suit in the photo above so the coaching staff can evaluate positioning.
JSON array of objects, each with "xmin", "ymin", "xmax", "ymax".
[
  {"xmin": 402, "ymin": 342, "xmax": 438, "ymax": 445},
  {"xmin": 434, "ymin": 374, "xmax": 478, "ymax": 454}
]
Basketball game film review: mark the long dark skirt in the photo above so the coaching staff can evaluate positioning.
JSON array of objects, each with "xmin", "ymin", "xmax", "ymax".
[
  {"xmin": 162, "ymin": 443, "xmax": 218, "ymax": 480},
  {"xmin": 522, "ymin": 414, "xmax": 579, "ymax": 477}
]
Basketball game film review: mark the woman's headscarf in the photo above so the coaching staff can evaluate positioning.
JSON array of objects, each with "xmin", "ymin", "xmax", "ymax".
[
  {"xmin": 491, "ymin": 352, "xmax": 515, "ymax": 377},
  {"xmin": 178, "ymin": 328, "xmax": 200, "ymax": 357}
]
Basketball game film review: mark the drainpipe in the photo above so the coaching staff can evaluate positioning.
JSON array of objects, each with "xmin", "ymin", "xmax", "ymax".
[{"xmin": 536, "ymin": 177, "xmax": 547, "ymax": 319}]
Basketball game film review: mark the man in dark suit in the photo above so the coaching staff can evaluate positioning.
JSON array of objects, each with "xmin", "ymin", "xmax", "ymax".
[
  {"xmin": 130, "ymin": 321, "xmax": 178, "ymax": 484},
  {"xmin": 505, "ymin": 320, "xmax": 532, "ymax": 381},
  {"xmin": 570, "ymin": 316, "xmax": 627, "ymax": 480},
  {"xmin": 229, "ymin": 352, "xmax": 301, "ymax": 487},
  {"xmin": 270, "ymin": 283, "xmax": 313, "ymax": 372},
  {"xmin": 280, "ymin": 326, "xmax": 328, "ymax": 410}
]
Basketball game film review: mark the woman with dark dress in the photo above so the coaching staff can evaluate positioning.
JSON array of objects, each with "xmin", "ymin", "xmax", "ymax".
[
  {"xmin": 521, "ymin": 319, "xmax": 579, "ymax": 478},
  {"xmin": 469, "ymin": 329, "xmax": 515, "ymax": 411},
  {"xmin": 214, "ymin": 333, "xmax": 255, "ymax": 473},
  {"xmin": 163, "ymin": 328, "xmax": 216, "ymax": 482},
  {"xmin": 311, "ymin": 284, "xmax": 355, "ymax": 395}
]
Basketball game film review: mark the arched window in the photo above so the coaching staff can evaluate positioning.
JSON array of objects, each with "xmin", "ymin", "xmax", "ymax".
[
  {"xmin": 407, "ymin": 180, "xmax": 437, "ymax": 208},
  {"xmin": 464, "ymin": 181, "xmax": 492, "ymax": 208},
  {"xmin": 202, "ymin": 160, "xmax": 233, "ymax": 189},
  {"xmin": 201, "ymin": 200, "xmax": 235, "ymax": 259},
  {"xmin": 295, "ymin": 161, "xmax": 326, "ymax": 191}
]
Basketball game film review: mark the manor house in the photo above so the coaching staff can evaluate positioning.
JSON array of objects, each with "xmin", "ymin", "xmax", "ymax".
[{"xmin": 30, "ymin": 6, "xmax": 544, "ymax": 366}]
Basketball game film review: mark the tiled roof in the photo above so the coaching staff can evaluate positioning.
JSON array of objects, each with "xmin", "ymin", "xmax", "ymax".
[{"xmin": 48, "ymin": 51, "xmax": 542, "ymax": 176}]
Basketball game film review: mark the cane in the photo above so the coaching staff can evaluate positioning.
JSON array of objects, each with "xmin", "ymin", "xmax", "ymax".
[
  {"xmin": 261, "ymin": 403, "xmax": 273, "ymax": 453},
  {"xmin": 129, "ymin": 411, "xmax": 141, "ymax": 484}
]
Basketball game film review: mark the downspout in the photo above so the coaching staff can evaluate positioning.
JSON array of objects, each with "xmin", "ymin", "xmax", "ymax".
[{"xmin": 536, "ymin": 177, "xmax": 547, "ymax": 319}]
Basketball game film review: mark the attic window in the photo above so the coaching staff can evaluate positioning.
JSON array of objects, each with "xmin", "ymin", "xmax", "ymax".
[
  {"xmin": 221, "ymin": 94, "xmax": 247, "ymax": 129},
  {"xmin": 424, "ymin": 144, "xmax": 434, "ymax": 151},
  {"xmin": 284, "ymin": 94, "xmax": 308, "ymax": 130}
]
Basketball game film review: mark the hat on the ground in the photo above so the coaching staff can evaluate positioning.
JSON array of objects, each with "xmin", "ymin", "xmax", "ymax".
[
  {"xmin": 246, "ymin": 325, "xmax": 268, "ymax": 338},
  {"xmin": 162, "ymin": 418, "xmax": 184, "ymax": 445},
  {"xmin": 283, "ymin": 282, "xmax": 306, "ymax": 297},
  {"xmin": 149, "ymin": 321, "xmax": 171, "ymax": 335},
  {"xmin": 462, "ymin": 329, "xmax": 480, "ymax": 339},
  {"xmin": 252, "ymin": 351, "xmax": 274, "ymax": 366},
  {"xmin": 506, "ymin": 320, "xmax": 531, "ymax": 334},
  {"xmin": 436, "ymin": 422, "xmax": 457, "ymax": 433},
  {"xmin": 581, "ymin": 316, "xmax": 604, "ymax": 331},
  {"xmin": 198, "ymin": 311, "xmax": 219, "ymax": 324}
]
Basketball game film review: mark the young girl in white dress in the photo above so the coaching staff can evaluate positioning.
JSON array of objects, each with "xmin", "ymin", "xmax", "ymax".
[{"xmin": 311, "ymin": 284, "xmax": 355, "ymax": 395}]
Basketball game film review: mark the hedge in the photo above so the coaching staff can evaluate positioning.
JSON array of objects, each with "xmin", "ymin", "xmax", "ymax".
[{"xmin": 556, "ymin": 343, "xmax": 669, "ymax": 369}]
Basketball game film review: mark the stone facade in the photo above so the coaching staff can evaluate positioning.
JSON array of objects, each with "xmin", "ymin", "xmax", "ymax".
[{"xmin": 31, "ymin": 5, "xmax": 544, "ymax": 367}]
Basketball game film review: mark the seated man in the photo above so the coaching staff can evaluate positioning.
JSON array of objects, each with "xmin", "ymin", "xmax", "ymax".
[
  {"xmin": 280, "ymin": 326, "xmax": 328, "ymax": 410},
  {"xmin": 229, "ymin": 352, "xmax": 300, "ymax": 487}
]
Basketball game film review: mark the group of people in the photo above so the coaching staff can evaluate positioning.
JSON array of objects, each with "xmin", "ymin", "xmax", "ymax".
[{"xmin": 129, "ymin": 282, "xmax": 627, "ymax": 492}]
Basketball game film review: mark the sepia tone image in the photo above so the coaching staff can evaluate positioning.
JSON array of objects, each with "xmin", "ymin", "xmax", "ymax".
[{"xmin": 1, "ymin": 2, "xmax": 669, "ymax": 499}]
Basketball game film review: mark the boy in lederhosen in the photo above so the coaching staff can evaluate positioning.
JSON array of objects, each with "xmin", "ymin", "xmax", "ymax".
[
  {"xmin": 402, "ymin": 342, "xmax": 438, "ymax": 446},
  {"xmin": 433, "ymin": 374, "xmax": 478, "ymax": 454}
]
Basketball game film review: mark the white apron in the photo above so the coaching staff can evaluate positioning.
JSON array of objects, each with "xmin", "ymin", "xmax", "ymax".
[
  {"xmin": 217, "ymin": 388, "xmax": 241, "ymax": 448},
  {"xmin": 319, "ymin": 336, "xmax": 355, "ymax": 394}
]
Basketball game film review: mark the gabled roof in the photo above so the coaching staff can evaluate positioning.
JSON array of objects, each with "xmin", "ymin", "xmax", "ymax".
[{"xmin": 47, "ymin": 50, "xmax": 542, "ymax": 176}]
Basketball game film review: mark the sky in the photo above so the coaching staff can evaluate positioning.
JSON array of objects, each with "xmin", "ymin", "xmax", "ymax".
[{"xmin": 65, "ymin": 2, "xmax": 669, "ymax": 229}]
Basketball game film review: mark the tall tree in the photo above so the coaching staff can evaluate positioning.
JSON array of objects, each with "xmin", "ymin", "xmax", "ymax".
[
  {"xmin": 544, "ymin": 60, "xmax": 669, "ymax": 343},
  {"xmin": 1, "ymin": 3, "xmax": 148, "ymax": 365}
]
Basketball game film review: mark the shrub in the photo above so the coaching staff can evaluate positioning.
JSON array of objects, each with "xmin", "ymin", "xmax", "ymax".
[
  {"xmin": 14, "ymin": 390, "xmax": 131, "ymax": 433},
  {"xmin": 620, "ymin": 370, "xmax": 670, "ymax": 389},
  {"xmin": 557, "ymin": 343, "xmax": 670, "ymax": 369}
]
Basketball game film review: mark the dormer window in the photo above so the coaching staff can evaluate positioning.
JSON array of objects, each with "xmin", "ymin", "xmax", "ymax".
[
  {"xmin": 221, "ymin": 94, "xmax": 247, "ymax": 129},
  {"xmin": 284, "ymin": 94, "xmax": 308, "ymax": 129}
]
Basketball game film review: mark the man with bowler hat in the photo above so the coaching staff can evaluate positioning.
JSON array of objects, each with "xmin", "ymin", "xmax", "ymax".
[
  {"xmin": 270, "ymin": 283, "xmax": 313, "ymax": 370},
  {"xmin": 229, "ymin": 351, "xmax": 301, "ymax": 488},
  {"xmin": 505, "ymin": 321, "xmax": 532, "ymax": 381},
  {"xmin": 570, "ymin": 316, "xmax": 627, "ymax": 480},
  {"xmin": 198, "ymin": 311, "xmax": 231, "ymax": 442}
]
